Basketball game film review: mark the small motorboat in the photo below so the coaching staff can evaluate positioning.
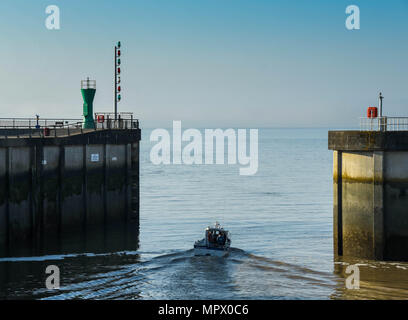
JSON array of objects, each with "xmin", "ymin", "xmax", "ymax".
[{"xmin": 194, "ymin": 222, "xmax": 231, "ymax": 257}]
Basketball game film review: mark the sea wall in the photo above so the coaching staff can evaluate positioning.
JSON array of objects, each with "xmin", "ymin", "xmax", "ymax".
[
  {"xmin": 330, "ymin": 131, "xmax": 408, "ymax": 261},
  {"xmin": 0, "ymin": 129, "xmax": 140, "ymax": 256}
]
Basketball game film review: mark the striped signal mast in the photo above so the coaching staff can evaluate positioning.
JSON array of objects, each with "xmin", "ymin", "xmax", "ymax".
[{"xmin": 114, "ymin": 41, "xmax": 122, "ymax": 120}]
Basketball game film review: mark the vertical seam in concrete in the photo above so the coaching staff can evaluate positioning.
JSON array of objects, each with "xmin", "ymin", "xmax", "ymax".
[
  {"xmin": 5, "ymin": 147, "xmax": 10, "ymax": 256},
  {"xmin": 137, "ymin": 142, "xmax": 139, "ymax": 222},
  {"xmin": 338, "ymin": 151, "xmax": 343, "ymax": 256},
  {"xmin": 57, "ymin": 146, "xmax": 64, "ymax": 238},
  {"xmin": 373, "ymin": 151, "xmax": 385, "ymax": 260},
  {"xmin": 37, "ymin": 143, "xmax": 44, "ymax": 247},
  {"xmin": 103, "ymin": 143, "xmax": 107, "ymax": 249},
  {"xmin": 82, "ymin": 144, "xmax": 87, "ymax": 233},
  {"xmin": 124, "ymin": 143, "xmax": 129, "ymax": 223},
  {"xmin": 103, "ymin": 143, "xmax": 107, "ymax": 226},
  {"xmin": 136, "ymin": 142, "xmax": 140, "ymax": 222},
  {"xmin": 130, "ymin": 142, "xmax": 140, "ymax": 223},
  {"xmin": 29, "ymin": 145, "xmax": 34, "ymax": 243},
  {"xmin": 31, "ymin": 145, "xmax": 38, "ymax": 245}
]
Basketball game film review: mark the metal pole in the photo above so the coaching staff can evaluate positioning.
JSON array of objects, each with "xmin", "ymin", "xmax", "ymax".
[
  {"xmin": 379, "ymin": 92, "xmax": 384, "ymax": 131},
  {"xmin": 114, "ymin": 46, "xmax": 117, "ymax": 120}
]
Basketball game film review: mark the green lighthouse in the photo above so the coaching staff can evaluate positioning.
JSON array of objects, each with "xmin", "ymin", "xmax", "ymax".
[{"xmin": 81, "ymin": 77, "xmax": 96, "ymax": 129}]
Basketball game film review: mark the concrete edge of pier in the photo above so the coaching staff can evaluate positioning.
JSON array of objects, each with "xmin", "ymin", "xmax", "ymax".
[
  {"xmin": 329, "ymin": 130, "xmax": 408, "ymax": 151},
  {"xmin": 0, "ymin": 128, "xmax": 141, "ymax": 147}
]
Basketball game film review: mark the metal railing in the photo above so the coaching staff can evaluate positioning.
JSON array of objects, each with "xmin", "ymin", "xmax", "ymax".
[
  {"xmin": 95, "ymin": 112, "xmax": 133, "ymax": 119},
  {"xmin": 360, "ymin": 117, "xmax": 408, "ymax": 131},
  {"xmin": 0, "ymin": 118, "xmax": 82, "ymax": 129},
  {"xmin": 0, "ymin": 116, "xmax": 139, "ymax": 139},
  {"xmin": 94, "ymin": 112, "xmax": 137, "ymax": 130}
]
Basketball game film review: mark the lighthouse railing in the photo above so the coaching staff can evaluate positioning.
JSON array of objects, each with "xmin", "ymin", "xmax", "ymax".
[{"xmin": 360, "ymin": 117, "xmax": 408, "ymax": 131}]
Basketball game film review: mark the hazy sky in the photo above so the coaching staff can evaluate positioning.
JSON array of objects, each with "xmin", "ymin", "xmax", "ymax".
[{"xmin": 0, "ymin": 0, "xmax": 407, "ymax": 128}]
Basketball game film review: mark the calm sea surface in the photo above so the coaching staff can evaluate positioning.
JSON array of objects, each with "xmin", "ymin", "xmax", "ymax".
[{"xmin": 1, "ymin": 128, "xmax": 408, "ymax": 300}]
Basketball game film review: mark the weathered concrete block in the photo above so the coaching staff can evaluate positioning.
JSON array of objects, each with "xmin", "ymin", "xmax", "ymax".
[
  {"xmin": 330, "ymin": 130, "xmax": 408, "ymax": 261},
  {"xmin": 385, "ymin": 152, "xmax": 408, "ymax": 181},
  {"xmin": 42, "ymin": 146, "xmax": 60, "ymax": 235},
  {"xmin": 0, "ymin": 129, "xmax": 141, "ymax": 256},
  {"xmin": 8, "ymin": 147, "xmax": 31, "ymax": 242},
  {"xmin": 61, "ymin": 146, "xmax": 84, "ymax": 232},
  {"xmin": 342, "ymin": 181, "xmax": 374, "ymax": 258},
  {"xmin": 64, "ymin": 145, "xmax": 83, "ymax": 171},
  {"xmin": 106, "ymin": 144, "xmax": 126, "ymax": 168},
  {"xmin": 86, "ymin": 145, "xmax": 104, "ymax": 226},
  {"xmin": 342, "ymin": 152, "xmax": 373, "ymax": 183},
  {"xmin": 106, "ymin": 144, "xmax": 127, "ymax": 223}
]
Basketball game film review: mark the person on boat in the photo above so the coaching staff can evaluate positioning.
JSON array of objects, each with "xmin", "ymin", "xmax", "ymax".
[
  {"xmin": 217, "ymin": 233, "xmax": 225, "ymax": 245},
  {"xmin": 207, "ymin": 231, "xmax": 213, "ymax": 243}
]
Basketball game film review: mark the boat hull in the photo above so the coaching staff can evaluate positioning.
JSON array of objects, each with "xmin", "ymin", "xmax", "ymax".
[{"xmin": 194, "ymin": 247, "xmax": 229, "ymax": 257}]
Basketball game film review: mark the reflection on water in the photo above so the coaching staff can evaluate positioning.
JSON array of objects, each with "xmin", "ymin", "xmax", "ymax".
[
  {"xmin": 1, "ymin": 239, "xmax": 408, "ymax": 299},
  {"xmin": 332, "ymin": 256, "xmax": 408, "ymax": 300},
  {"xmin": 0, "ymin": 223, "xmax": 140, "ymax": 299},
  {"xmin": 1, "ymin": 223, "xmax": 140, "ymax": 259}
]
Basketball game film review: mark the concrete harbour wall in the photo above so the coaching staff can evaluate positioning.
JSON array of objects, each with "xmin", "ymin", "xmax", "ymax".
[
  {"xmin": 0, "ymin": 129, "xmax": 140, "ymax": 256},
  {"xmin": 330, "ymin": 131, "xmax": 408, "ymax": 261}
]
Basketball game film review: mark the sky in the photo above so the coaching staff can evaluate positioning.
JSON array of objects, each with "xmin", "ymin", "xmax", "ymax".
[{"xmin": 0, "ymin": 0, "xmax": 407, "ymax": 128}]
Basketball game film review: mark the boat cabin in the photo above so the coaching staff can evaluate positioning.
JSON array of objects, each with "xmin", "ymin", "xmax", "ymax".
[{"xmin": 205, "ymin": 227, "xmax": 228, "ymax": 247}]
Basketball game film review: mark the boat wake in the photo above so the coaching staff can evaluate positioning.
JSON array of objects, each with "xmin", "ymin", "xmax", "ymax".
[
  {"xmin": 3, "ymin": 246, "xmax": 408, "ymax": 300},
  {"xmin": 31, "ymin": 247, "xmax": 337, "ymax": 300}
]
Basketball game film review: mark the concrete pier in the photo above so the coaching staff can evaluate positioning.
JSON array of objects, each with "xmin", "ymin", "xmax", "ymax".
[
  {"xmin": 329, "ymin": 131, "xmax": 408, "ymax": 261},
  {"xmin": 0, "ymin": 128, "xmax": 140, "ymax": 256}
]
